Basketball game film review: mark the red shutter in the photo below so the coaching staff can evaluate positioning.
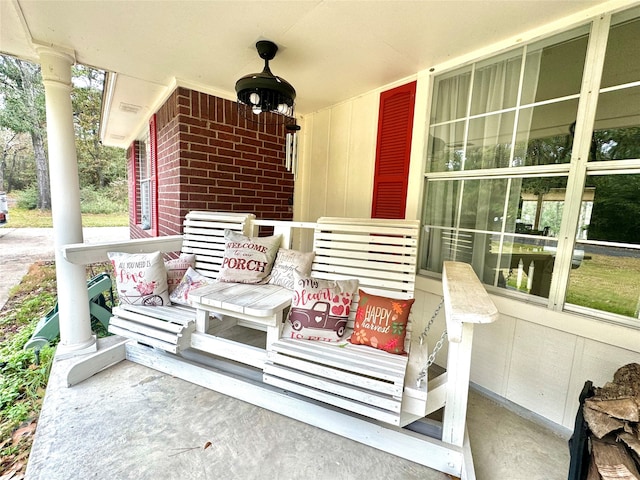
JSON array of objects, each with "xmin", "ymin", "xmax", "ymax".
[
  {"xmin": 149, "ymin": 114, "xmax": 160, "ymax": 236},
  {"xmin": 371, "ymin": 81, "xmax": 416, "ymax": 219},
  {"xmin": 128, "ymin": 142, "xmax": 139, "ymax": 225}
]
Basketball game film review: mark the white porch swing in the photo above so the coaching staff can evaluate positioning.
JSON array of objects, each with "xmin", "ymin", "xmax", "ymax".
[{"xmin": 62, "ymin": 212, "xmax": 498, "ymax": 479}]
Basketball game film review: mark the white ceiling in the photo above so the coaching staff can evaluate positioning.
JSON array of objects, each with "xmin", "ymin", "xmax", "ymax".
[{"xmin": 0, "ymin": 0, "xmax": 622, "ymax": 148}]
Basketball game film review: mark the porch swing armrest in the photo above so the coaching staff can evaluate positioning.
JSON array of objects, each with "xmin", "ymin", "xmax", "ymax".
[
  {"xmin": 442, "ymin": 261, "xmax": 499, "ymax": 342},
  {"xmin": 62, "ymin": 235, "xmax": 184, "ymax": 265}
]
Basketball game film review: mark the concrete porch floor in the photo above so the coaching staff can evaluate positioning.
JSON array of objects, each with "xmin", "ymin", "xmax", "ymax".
[{"xmin": 25, "ymin": 335, "xmax": 572, "ymax": 480}]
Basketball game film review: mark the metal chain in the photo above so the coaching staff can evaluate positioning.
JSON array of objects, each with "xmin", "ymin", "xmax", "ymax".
[
  {"xmin": 415, "ymin": 298, "xmax": 446, "ymax": 388},
  {"xmin": 418, "ymin": 298, "xmax": 444, "ymax": 346},
  {"xmin": 416, "ymin": 329, "xmax": 448, "ymax": 389}
]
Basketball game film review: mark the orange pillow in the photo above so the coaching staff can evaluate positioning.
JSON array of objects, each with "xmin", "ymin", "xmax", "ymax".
[{"xmin": 349, "ymin": 289, "xmax": 415, "ymax": 354}]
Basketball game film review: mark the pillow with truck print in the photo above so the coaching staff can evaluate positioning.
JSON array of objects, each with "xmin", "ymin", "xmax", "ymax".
[{"xmin": 281, "ymin": 272, "xmax": 358, "ymax": 342}]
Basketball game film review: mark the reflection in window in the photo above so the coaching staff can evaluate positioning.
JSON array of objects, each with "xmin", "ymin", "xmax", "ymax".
[
  {"xmin": 423, "ymin": 177, "xmax": 568, "ymax": 299},
  {"xmin": 600, "ymin": 13, "xmax": 640, "ymax": 88},
  {"xmin": 568, "ymin": 175, "xmax": 640, "ymax": 317},
  {"xmin": 591, "ymin": 87, "xmax": 640, "ymax": 161},
  {"xmin": 590, "ymin": 13, "xmax": 640, "ymax": 162},
  {"xmin": 518, "ymin": 101, "xmax": 578, "ymax": 166},
  {"xmin": 427, "ymin": 27, "xmax": 588, "ymax": 173}
]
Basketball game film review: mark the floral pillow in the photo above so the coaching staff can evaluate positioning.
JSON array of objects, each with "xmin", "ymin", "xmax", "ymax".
[
  {"xmin": 108, "ymin": 251, "xmax": 170, "ymax": 306},
  {"xmin": 268, "ymin": 249, "xmax": 315, "ymax": 289},
  {"xmin": 170, "ymin": 267, "xmax": 216, "ymax": 306},
  {"xmin": 217, "ymin": 230, "xmax": 281, "ymax": 284},
  {"xmin": 349, "ymin": 289, "xmax": 415, "ymax": 354},
  {"xmin": 165, "ymin": 253, "xmax": 196, "ymax": 293},
  {"xmin": 281, "ymin": 272, "xmax": 358, "ymax": 342}
]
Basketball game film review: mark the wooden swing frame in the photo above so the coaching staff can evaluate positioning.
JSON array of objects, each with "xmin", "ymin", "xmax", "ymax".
[{"xmin": 61, "ymin": 212, "xmax": 498, "ymax": 479}]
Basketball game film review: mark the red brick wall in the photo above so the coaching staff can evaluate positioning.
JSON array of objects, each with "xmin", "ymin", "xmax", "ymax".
[{"xmin": 130, "ymin": 87, "xmax": 294, "ymax": 238}]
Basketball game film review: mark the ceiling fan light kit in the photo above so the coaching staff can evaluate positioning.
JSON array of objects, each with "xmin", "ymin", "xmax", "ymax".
[{"xmin": 235, "ymin": 40, "xmax": 296, "ymax": 122}]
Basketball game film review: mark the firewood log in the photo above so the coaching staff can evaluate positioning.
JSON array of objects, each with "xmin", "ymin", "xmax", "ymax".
[{"xmin": 591, "ymin": 437, "xmax": 640, "ymax": 480}]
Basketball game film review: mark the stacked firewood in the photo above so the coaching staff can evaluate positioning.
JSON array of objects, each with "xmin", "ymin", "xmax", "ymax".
[{"xmin": 583, "ymin": 363, "xmax": 640, "ymax": 480}]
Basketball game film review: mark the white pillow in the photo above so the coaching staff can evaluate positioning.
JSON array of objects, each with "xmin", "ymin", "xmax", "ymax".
[
  {"xmin": 217, "ymin": 230, "xmax": 281, "ymax": 284},
  {"xmin": 108, "ymin": 251, "xmax": 170, "ymax": 306},
  {"xmin": 268, "ymin": 249, "xmax": 315, "ymax": 289}
]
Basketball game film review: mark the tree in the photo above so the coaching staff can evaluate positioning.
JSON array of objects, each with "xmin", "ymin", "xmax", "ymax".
[
  {"xmin": 1, "ymin": 128, "xmax": 35, "ymax": 192},
  {"xmin": 0, "ymin": 55, "xmax": 50, "ymax": 209},
  {"xmin": 587, "ymin": 174, "xmax": 640, "ymax": 243}
]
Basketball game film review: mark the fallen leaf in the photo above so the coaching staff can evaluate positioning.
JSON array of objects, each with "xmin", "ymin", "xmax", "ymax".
[{"xmin": 11, "ymin": 422, "xmax": 37, "ymax": 445}]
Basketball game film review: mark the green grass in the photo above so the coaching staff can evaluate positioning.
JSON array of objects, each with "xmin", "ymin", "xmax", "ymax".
[
  {"xmin": 0, "ymin": 261, "xmax": 115, "ymax": 475},
  {"xmin": 567, "ymin": 253, "xmax": 640, "ymax": 317},
  {"xmin": 5, "ymin": 189, "xmax": 129, "ymax": 228},
  {"xmin": 5, "ymin": 206, "xmax": 128, "ymax": 228},
  {"xmin": 0, "ymin": 262, "xmax": 58, "ymax": 473},
  {"xmin": 498, "ymin": 239, "xmax": 640, "ymax": 317}
]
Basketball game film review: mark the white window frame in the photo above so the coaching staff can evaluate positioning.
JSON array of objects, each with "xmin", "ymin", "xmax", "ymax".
[{"xmin": 419, "ymin": 5, "xmax": 640, "ymax": 328}]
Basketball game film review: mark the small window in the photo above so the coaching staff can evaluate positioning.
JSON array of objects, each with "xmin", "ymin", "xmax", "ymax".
[{"xmin": 137, "ymin": 115, "xmax": 157, "ymax": 233}]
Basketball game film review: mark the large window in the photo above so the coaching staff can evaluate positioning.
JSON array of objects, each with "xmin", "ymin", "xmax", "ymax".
[{"xmin": 421, "ymin": 7, "xmax": 640, "ymax": 324}]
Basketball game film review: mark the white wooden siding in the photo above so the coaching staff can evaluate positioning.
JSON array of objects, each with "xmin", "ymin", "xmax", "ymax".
[
  {"xmin": 415, "ymin": 283, "xmax": 640, "ymax": 430},
  {"xmin": 296, "ymin": 92, "xmax": 378, "ymax": 222},
  {"xmin": 298, "ymin": 81, "xmax": 640, "ymax": 433}
]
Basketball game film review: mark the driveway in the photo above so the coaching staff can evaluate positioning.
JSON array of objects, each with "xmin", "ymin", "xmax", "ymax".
[{"xmin": 0, "ymin": 226, "xmax": 129, "ymax": 310}]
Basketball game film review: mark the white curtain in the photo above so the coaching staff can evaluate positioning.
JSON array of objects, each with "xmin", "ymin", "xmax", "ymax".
[{"xmin": 425, "ymin": 50, "xmax": 542, "ymax": 280}]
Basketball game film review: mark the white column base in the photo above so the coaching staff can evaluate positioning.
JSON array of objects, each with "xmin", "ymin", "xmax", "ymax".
[
  {"xmin": 65, "ymin": 337, "xmax": 128, "ymax": 386},
  {"xmin": 56, "ymin": 334, "xmax": 97, "ymax": 360}
]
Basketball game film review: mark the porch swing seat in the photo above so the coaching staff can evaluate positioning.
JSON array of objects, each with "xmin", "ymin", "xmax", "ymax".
[{"xmin": 264, "ymin": 216, "xmax": 420, "ymax": 426}]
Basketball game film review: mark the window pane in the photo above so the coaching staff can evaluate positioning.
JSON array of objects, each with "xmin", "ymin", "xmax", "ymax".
[
  {"xmin": 138, "ymin": 132, "xmax": 152, "ymax": 230},
  {"xmin": 567, "ymin": 244, "xmax": 640, "ymax": 318},
  {"xmin": 591, "ymin": 86, "xmax": 640, "ymax": 161},
  {"xmin": 518, "ymin": 177, "xmax": 569, "ymax": 237},
  {"xmin": 424, "ymin": 178, "xmax": 509, "ymax": 231},
  {"xmin": 516, "ymin": 100, "xmax": 578, "ymax": 166},
  {"xmin": 521, "ymin": 30, "xmax": 588, "ymax": 104},
  {"xmin": 138, "ymin": 140, "xmax": 148, "ymax": 179},
  {"xmin": 140, "ymin": 179, "xmax": 151, "ymax": 230},
  {"xmin": 490, "ymin": 234, "xmax": 559, "ymax": 298},
  {"xmin": 592, "ymin": 11, "xmax": 640, "ymax": 163},
  {"xmin": 567, "ymin": 174, "xmax": 640, "ymax": 318},
  {"xmin": 430, "ymin": 67, "xmax": 471, "ymax": 123},
  {"xmin": 601, "ymin": 13, "xmax": 640, "ymax": 88},
  {"xmin": 427, "ymin": 121, "xmax": 466, "ymax": 172},
  {"xmin": 470, "ymin": 53, "xmax": 522, "ymax": 115},
  {"xmin": 583, "ymin": 174, "xmax": 640, "ymax": 244},
  {"xmin": 465, "ymin": 111, "xmax": 515, "ymax": 169}
]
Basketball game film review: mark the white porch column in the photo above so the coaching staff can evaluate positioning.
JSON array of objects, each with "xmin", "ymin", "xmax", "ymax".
[{"xmin": 37, "ymin": 45, "xmax": 96, "ymax": 357}]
